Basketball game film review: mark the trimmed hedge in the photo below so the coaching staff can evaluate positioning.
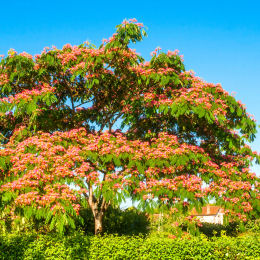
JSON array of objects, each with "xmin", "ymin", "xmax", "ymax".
[{"xmin": 0, "ymin": 233, "xmax": 259, "ymax": 259}]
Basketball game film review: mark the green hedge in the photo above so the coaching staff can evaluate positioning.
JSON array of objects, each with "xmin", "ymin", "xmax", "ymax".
[{"xmin": 0, "ymin": 233, "xmax": 259, "ymax": 259}]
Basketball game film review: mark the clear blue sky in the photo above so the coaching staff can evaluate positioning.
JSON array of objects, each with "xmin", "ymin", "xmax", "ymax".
[{"xmin": 1, "ymin": 0, "xmax": 259, "ymax": 174}]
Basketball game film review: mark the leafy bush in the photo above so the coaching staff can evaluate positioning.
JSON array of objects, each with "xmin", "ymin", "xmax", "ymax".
[
  {"xmin": 0, "ymin": 232, "xmax": 90, "ymax": 260},
  {"xmin": 244, "ymin": 218, "xmax": 260, "ymax": 233},
  {"xmin": 148, "ymin": 211, "xmax": 243, "ymax": 238},
  {"xmin": 191, "ymin": 222, "xmax": 239, "ymax": 237},
  {"xmin": 77, "ymin": 206, "xmax": 150, "ymax": 235},
  {"xmin": 0, "ymin": 232, "xmax": 259, "ymax": 259},
  {"xmin": 103, "ymin": 206, "xmax": 149, "ymax": 235}
]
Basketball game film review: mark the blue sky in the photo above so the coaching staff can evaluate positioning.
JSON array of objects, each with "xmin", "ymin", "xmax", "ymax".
[{"xmin": 1, "ymin": 0, "xmax": 259, "ymax": 173}]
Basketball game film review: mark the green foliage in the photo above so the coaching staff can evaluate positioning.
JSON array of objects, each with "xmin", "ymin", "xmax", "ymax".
[
  {"xmin": 0, "ymin": 205, "xmax": 149, "ymax": 236},
  {"xmin": 244, "ymin": 218, "xmax": 260, "ymax": 233},
  {"xmin": 197, "ymin": 222, "xmax": 239, "ymax": 238},
  {"xmin": 0, "ymin": 232, "xmax": 259, "ymax": 259},
  {"xmin": 148, "ymin": 212, "xmax": 244, "ymax": 238},
  {"xmin": 103, "ymin": 206, "xmax": 149, "ymax": 235},
  {"xmin": 77, "ymin": 206, "xmax": 150, "ymax": 235},
  {"xmin": 0, "ymin": 210, "xmax": 78, "ymax": 235},
  {"xmin": 0, "ymin": 232, "xmax": 90, "ymax": 260}
]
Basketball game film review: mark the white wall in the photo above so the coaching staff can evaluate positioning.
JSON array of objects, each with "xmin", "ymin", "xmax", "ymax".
[{"xmin": 197, "ymin": 213, "xmax": 224, "ymax": 224}]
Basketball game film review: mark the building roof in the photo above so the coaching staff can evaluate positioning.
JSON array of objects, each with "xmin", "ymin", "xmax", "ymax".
[{"xmin": 190, "ymin": 205, "xmax": 224, "ymax": 216}]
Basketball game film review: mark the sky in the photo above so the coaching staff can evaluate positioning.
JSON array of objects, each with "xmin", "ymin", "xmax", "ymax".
[{"xmin": 0, "ymin": 0, "xmax": 259, "ymax": 173}]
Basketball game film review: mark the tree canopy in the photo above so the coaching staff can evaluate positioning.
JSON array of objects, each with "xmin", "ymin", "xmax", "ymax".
[{"xmin": 0, "ymin": 19, "xmax": 259, "ymax": 234}]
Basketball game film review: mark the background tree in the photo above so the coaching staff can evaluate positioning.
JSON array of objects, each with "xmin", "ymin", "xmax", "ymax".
[{"xmin": 0, "ymin": 19, "xmax": 259, "ymax": 234}]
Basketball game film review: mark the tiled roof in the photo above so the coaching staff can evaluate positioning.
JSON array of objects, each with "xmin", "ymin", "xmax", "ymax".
[{"xmin": 190, "ymin": 205, "xmax": 224, "ymax": 216}]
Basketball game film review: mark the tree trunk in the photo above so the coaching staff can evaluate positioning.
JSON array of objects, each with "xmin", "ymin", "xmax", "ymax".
[
  {"xmin": 94, "ymin": 212, "xmax": 103, "ymax": 235},
  {"xmin": 87, "ymin": 185, "xmax": 107, "ymax": 235}
]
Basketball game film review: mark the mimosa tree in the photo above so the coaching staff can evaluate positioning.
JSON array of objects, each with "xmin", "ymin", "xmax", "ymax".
[{"xmin": 0, "ymin": 19, "xmax": 259, "ymax": 234}]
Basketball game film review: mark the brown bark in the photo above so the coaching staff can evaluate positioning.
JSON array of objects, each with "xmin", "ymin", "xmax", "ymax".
[
  {"xmin": 87, "ymin": 185, "xmax": 108, "ymax": 235},
  {"xmin": 94, "ymin": 212, "xmax": 104, "ymax": 235},
  {"xmin": 88, "ymin": 202, "xmax": 104, "ymax": 234}
]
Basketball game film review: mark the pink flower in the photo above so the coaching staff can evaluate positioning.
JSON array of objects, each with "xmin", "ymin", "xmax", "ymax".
[
  {"xmin": 168, "ymin": 234, "xmax": 177, "ymax": 239},
  {"xmin": 135, "ymin": 23, "xmax": 144, "ymax": 27},
  {"xmin": 129, "ymin": 18, "xmax": 137, "ymax": 23}
]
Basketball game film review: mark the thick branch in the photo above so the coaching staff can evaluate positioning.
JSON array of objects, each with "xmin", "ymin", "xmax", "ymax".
[{"xmin": 109, "ymin": 112, "xmax": 123, "ymax": 132}]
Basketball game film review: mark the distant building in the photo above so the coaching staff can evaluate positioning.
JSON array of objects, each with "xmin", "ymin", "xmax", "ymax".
[{"xmin": 190, "ymin": 205, "xmax": 225, "ymax": 224}]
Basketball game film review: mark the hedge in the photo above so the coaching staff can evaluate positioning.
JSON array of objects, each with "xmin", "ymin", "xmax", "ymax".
[{"xmin": 0, "ymin": 233, "xmax": 259, "ymax": 259}]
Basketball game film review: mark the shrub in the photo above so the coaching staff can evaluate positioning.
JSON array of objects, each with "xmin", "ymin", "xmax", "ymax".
[
  {"xmin": 197, "ymin": 222, "xmax": 239, "ymax": 237},
  {"xmin": 77, "ymin": 206, "xmax": 150, "ymax": 235},
  {"xmin": 0, "ymin": 232, "xmax": 90, "ymax": 260},
  {"xmin": 0, "ymin": 232, "xmax": 259, "ymax": 259}
]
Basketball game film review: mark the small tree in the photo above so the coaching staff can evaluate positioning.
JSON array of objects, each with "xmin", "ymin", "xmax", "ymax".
[{"xmin": 0, "ymin": 19, "xmax": 259, "ymax": 234}]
